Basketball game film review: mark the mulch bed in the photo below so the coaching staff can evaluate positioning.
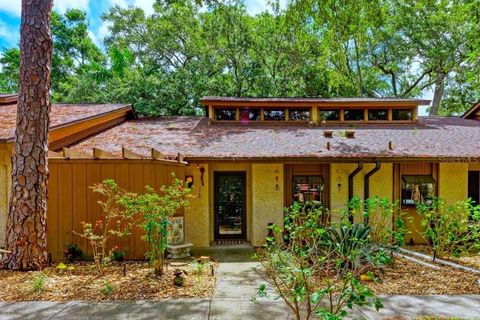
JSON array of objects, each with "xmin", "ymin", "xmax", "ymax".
[
  {"xmin": 404, "ymin": 245, "xmax": 480, "ymax": 270},
  {"xmin": 0, "ymin": 260, "xmax": 216, "ymax": 301},
  {"xmin": 368, "ymin": 256, "xmax": 480, "ymax": 295}
]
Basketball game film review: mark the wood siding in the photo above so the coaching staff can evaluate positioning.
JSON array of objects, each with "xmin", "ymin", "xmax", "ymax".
[{"xmin": 47, "ymin": 159, "xmax": 185, "ymax": 261}]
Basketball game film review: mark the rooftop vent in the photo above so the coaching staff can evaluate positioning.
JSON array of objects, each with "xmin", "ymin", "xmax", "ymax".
[
  {"xmin": 346, "ymin": 130, "xmax": 355, "ymax": 138},
  {"xmin": 323, "ymin": 130, "xmax": 333, "ymax": 138}
]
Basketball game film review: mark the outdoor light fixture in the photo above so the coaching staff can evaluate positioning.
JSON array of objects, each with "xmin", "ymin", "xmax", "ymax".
[
  {"xmin": 199, "ymin": 167, "xmax": 205, "ymax": 186},
  {"xmin": 185, "ymin": 175, "xmax": 194, "ymax": 188}
]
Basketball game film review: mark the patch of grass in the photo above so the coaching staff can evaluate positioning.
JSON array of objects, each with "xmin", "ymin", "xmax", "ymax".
[
  {"xmin": 30, "ymin": 273, "xmax": 47, "ymax": 294},
  {"xmin": 101, "ymin": 281, "xmax": 115, "ymax": 296}
]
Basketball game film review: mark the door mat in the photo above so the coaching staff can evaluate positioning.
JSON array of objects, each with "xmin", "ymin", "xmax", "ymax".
[{"xmin": 215, "ymin": 239, "xmax": 244, "ymax": 245}]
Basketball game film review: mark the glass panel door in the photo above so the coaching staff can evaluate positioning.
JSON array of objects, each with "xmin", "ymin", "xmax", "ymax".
[{"xmin": 214, "ymin": 172, "xmax": 246, "ymax": 239}]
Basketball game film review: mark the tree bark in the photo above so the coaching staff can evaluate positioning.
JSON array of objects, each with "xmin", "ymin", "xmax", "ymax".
[
  {"xmin": 429, "ymin": 72, "xmax": 446, "ymax": 116},
  {"xmin": 1, "ymin": 0, "xmax": 53, "ymax": 270}
]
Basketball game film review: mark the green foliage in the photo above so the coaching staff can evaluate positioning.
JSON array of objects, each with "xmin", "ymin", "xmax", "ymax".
[
  {"xmin": 123, "ymin": 175, "xmax": 192, "ymax": 276},
  {"xmin": 254, "ymin": 201, "xmax": 383, "ymax": 320},
  {"xmin": 325, "ymin": 224, "xmax": 390, "ymax": 272},
  {"xmin": 1, "ymin": 3, "xmax": 478, "ymax": 115},
  {"xmin": 30, "ymin": 273, "xmax": 47, "ymax": 294},
  {"xmin": 74, "ymin": 179, "xmax": 137, "ymax": 274},
  {"xmin": 101, "ymin": 281, "xmax": 115, "ymax": 296},
  {"xmin": 340, "ymin": 196, "xmax": 409, "ymax": 248},
  {"xmin": 110, "ymin": 245, "xmax": 126, "ymax": 262},
  {"xmin": 64, "ymin": 243, "xmax": 84, "ymax": 262},
  {"xmin": 417, "ymin": 198, "xmax": 480, "ymax": 259}
]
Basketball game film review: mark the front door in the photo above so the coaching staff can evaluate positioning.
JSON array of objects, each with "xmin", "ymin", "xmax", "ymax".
[{"xmin": 214, "ymin": 172, "xmax": 246, "ymax": 239}]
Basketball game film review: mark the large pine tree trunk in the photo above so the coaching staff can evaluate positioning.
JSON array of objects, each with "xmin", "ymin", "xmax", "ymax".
[{"xmin": 1, "ymin": 0, "xmax": 53, "ymax": 270}]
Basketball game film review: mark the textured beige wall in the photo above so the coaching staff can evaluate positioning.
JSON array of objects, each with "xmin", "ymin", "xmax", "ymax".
[
  {"xmin": 251, "ymin": 163, "xmax": 284, "ymax": 247},
  {"xmin": 0, "ymin": 143, "xmax": 12, "ymax": 248},
  {"xmin": 184, "ymin": 164, "xmax": 210, "ymax": 247},
  {"xmin": 329, "ymin": 163, "xmax": 393, "ymax": 223},
  {"xmin": 438, "ymin": 163, "xmax": 468, "ymax": 204}
]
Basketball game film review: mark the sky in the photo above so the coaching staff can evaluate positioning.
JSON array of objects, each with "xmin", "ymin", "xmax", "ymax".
[{"xmin": 0, "ymin": 0, "xmax": 282, "ymax": 49}]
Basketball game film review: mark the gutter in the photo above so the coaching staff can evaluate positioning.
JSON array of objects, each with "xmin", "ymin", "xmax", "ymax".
[
  {"xmin": 363, "ymin": 161, "xmax": 381, "ymax": 223},
  {"xmin": 348, "ymin": 162, "xmax": 363, "ymax": 223}
]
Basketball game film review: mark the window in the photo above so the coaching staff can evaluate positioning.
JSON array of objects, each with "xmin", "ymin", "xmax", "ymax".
[
  {"xmin": 368, "ymin": 109, "xmax": 388, "ymax": 121},
  {"xmin": 393, "ymin": 109, "xmax": 413, "ymax": 121},
  {"xmin": 319, "ymin": 110, "xmax": 340, "ymax": 121},
  {"xmin": 289, "ymin": 109, "xmax": 310, "ymax": 121},
  {"xmin": 402, "ymin": 175, "xmax": 436, "ymax": 206},
  {"xmin": 264, "ymin": 109, "xmax": 285, "ymax": 121},
  {"xmin": 293, "ymin": 175, "xmax": 325, "ymax": 204},
  {"xmin": 215, "ymin": 108, "xmax": 236, "ymax": 121},
  {"xmin": 240, "ymin": 108, "xmax": 260, "ymax": 122},
  {"xmin": 344, "ymin": 109, "xmax": 364, "ymax": 121}
]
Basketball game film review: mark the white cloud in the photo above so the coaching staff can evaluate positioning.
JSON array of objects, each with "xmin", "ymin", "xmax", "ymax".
[
  {"xmin": 0, "ymin": 0, "xmax": 21, "ymax": 17},
  {"xmin": 53, "ymin": 0, "xmax": 90, "ymax": 14}
]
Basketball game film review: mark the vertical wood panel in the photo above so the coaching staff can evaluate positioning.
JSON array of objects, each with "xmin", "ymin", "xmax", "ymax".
[
  {"xmin": 57, "ymin": 164, "xmax": 73, "ymax": 258},
  {"xmin": 47, "ymin": 160, "xmax": 185, "ymax": 261},
  {"xmin": 72, "ymin": 163, "xmax": 87, "ymax": 255},
  {"xmin": 47, "ymin": 163, "xmax": 59, "ymax": 260}
]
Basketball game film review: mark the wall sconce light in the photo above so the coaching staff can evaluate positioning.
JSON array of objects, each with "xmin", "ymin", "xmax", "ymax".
[
  {"xmin": 199, "ymin": 167, "xmax": 205, "ymax": 186},
  {"xmin": 185, "ymin": 175, "xmax": 194, "ymax": 188}
]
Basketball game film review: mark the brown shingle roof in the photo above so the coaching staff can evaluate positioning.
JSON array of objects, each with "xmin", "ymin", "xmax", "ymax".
[
  {"xmin": 69, "ymin": 116, "xmax": 480, "ymax": 161},
  {"xmin": 0, "ymin": 103, "xmax": 131, "ymax": 141}
]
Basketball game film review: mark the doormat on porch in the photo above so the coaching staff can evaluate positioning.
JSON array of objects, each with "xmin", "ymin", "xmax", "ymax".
[{"xmin": 215, "ymin": 240, "xmax": 244, "ymax": 245}]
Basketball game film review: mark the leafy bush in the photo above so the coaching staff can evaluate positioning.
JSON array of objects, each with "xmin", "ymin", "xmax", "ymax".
[
  {"xmin": 339, "ymin": 196, "xmax": 409, "ymax": 248},
  {"xmin": 417, "ymin": 197, "xmax": 480, "ymax": 259},
  {"xmin": 74, "ymin": 179, "xmax": 137, "ymax": 274},
  {"xmin": 254, "ymin": 202, "xmax": 382, "ymax": 320},
  {"xmin": 124, "ymin": 175, "xmax": 192, "ymax": 276},
  {"xmin": 325, "ymin": 224, "xmax": 391, "ymax": 272},
  {"xmin": 110, "ymin": 245, "xmax": 126, "ymax": 262},
  {"xmin": 64, "ymin": 243, "xmax": 83, "ymax": 262}
]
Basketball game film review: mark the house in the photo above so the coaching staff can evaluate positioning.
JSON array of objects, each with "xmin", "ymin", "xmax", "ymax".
[{"xmin": 1, "ymin": 94, "xmax": 480, "ymax": 261}]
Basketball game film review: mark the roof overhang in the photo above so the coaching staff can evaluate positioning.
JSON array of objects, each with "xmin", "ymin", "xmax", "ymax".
[
  {"xmin": 200, "ymin": 96, "xmax": 431, "ymax": 107},
  {"xmin": 462, "ymin": 101, "xmax": 480, "ymax": 119}
]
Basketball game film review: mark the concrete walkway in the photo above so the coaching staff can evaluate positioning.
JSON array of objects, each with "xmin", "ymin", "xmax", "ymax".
[{"xmin": 0, "ymin": 262, "xmax": 479, "ymax": 319}]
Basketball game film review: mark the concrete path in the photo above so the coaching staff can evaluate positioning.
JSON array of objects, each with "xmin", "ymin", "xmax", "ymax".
[{"xmin": 0, "ymin": 262, "xmax": 479, "ymax": 319}]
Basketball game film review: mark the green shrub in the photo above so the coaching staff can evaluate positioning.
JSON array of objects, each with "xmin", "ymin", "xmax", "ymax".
[
  {"xmin": 417, "ymin": 197, "xmax": 480, "ymax": 259},
  {"xmin": 30, "ymin": 273, "xmax": 47, "ymax": 294},
  {"xmin": 253, "ymin": 201, "xmax": 382, "ymax": 320},
  {"xmin": 64, "ymin": 243, "xmax": 83, "ymax": 262}
]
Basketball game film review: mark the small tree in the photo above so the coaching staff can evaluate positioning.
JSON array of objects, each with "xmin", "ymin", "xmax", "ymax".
[
  {"xmin": 417, "ymin": 197, "xmax": 480, "ymax": 260},
  {"xmin": 254, "ymin": 202, "xmax": 383, "ymax": 320},
  {"xmin": 74, "ymin": 179, "xmax": 136, "ymax": 273},
  {"xmin": 130, "ymin": 176, "xmax": 192, "ymax": 276}
]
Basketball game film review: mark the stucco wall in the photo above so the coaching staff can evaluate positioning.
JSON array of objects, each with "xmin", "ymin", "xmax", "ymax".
[
  {"xmin": 329, "ymin": 163, "xmax": 393, "ymax": 223},
  {"xmin": 184, "ymin": 164, "xmax": 210, "ymax": 247},
  {"xmin": 251, "ymin": 163, "xmax": 284, "ymax": 246},
  {"xmin": 438, "ymin": 163, "xmax": 468, "ymax": 204},
  {"xmin": 0, "ymin": 143, "xmax": 12, "ymax": 248}
]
